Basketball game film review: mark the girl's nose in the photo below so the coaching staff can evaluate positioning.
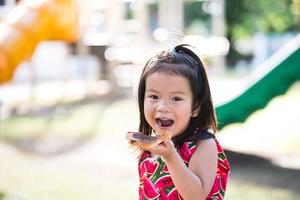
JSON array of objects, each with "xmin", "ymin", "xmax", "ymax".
[{"xmin": 157, "ymin": 99, "xmax": 170, "ymax": 113}]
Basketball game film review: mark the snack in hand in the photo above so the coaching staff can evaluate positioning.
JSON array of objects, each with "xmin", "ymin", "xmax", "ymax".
[{"xmin": 126, "ymin": 130, "xmax": 171, "ymax": 148}]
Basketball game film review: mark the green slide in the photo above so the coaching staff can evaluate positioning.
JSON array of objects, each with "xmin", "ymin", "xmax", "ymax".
[{"xmin": 216, "ymin": 34, "xmax": 300, "ymax": 130}]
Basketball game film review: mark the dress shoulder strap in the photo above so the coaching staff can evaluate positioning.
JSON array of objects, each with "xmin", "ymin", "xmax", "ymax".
[{"xmin": 192, "ymin": 130, "xmax": 215, "ymax": 140}]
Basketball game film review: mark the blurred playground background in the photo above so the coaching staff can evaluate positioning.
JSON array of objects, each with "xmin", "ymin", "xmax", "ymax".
[{"xmin": 0, "ymin": 0, "xmax": 300, "ymax": 199}]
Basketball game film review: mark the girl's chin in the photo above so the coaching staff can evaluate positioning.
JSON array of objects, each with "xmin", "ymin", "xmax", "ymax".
[
  {"xmin": 153, "ymin": 128, "xmax": 182, "ymax": 138},
  {"xmin": 154, "ymin": 126, "xmax": 172, "ymax": 133}
]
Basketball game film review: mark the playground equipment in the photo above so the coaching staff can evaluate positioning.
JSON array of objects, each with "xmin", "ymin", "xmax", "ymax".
[
  {"xmin": 0, "ymin": 0, "xmax": 299, "ymax": 130},
  {"xmin": 216, "ymin": 34, "xmax": 300, "ymax": 130},
  {"xmin": 0, "ymin": 0, "xmax": 78, "ymax": 83}
]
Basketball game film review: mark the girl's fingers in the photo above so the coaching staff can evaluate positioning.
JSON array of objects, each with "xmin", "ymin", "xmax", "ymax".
[{"xmin": 142, "ymin": 139, "xmax": 175, "ymax": 157}]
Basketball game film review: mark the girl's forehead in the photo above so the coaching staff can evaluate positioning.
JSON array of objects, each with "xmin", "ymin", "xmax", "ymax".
[
  {"xmin": 145, "ymin": 72, "xmax": 192, "ymax": 91},
  {"xmin": 146, "ymin": 71, "xmax": 187, "ymax": 81}
]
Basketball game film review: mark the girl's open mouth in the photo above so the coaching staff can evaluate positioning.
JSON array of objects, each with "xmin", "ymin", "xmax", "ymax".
[{"xmin": 155, "ymin": 118, "xmax": 174, "ymax": 128}]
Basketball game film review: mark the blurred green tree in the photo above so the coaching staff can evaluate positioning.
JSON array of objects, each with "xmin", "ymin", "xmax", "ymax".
[
  {"xmin": 184, "ymin": 0, "xmax": 299, "ymax": 68},
  {"xmin": 225, "ymin": 0, "xmax": 299, "ymax": 67}
]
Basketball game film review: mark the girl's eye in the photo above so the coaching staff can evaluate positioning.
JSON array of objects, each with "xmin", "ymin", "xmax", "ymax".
[
  {"xmin": 172, "ymin": 96, "xmax": 183, "ymax": 101},
  {"xmin": 148, "ymin": 95, "xmax": 158, "ymax": 100}
]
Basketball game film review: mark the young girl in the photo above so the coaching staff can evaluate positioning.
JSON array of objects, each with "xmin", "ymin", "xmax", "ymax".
[{"xmin": 133, "ymin": 44, "xmax": 230, "ymax": 200}]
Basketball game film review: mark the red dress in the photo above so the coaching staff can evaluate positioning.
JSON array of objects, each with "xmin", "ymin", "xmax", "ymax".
[{"xmin": 138, "ymin": 133, "xmax": 230, "ymax": 200}]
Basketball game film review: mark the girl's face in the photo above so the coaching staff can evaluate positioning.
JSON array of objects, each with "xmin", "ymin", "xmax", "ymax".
[{"xmin": 144, "ymin": 72, "xmax": 198, "ymax": 138}]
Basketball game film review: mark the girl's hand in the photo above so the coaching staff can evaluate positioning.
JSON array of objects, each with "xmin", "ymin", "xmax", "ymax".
[{"xmin": 143, "ymin": 139, "xmax": 177, "ymax": 159}]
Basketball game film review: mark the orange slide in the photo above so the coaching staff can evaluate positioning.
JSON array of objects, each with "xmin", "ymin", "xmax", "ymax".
[{"xmin": 0, "ymin": 0, "xmax": 79, "ymax": 83}]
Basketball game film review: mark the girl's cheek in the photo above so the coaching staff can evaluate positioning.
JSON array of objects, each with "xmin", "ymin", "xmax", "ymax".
[
  {"xmin": 144, "ymin": 101, "xmax": 154, "ymax": 110},
  {"xmin": 144, "ymin": 104, "xmax": 152, "ymax": 116}
]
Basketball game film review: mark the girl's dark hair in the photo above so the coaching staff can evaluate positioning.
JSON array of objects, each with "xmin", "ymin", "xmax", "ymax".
[{"xmin": 137, "ymin": 44, "xmax": 217, "ymax": 146}]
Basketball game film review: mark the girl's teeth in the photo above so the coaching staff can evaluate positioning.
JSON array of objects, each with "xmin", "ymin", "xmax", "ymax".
[{"xmin": 156, "ymin": 118, "xmax": 174, "ymax": 127}]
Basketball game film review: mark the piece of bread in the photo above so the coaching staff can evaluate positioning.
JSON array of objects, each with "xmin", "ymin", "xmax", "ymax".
[{"xmin": 126, "ymin": 131, "xmax": 171, "ymax": 148}]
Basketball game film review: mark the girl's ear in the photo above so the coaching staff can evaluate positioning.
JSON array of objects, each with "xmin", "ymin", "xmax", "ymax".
[{"xmin": 191, "ymin": 104, "xmax": 200, "ymax": 118}]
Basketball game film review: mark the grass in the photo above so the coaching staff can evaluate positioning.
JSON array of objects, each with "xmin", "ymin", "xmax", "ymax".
[
  {"xmin": 0, "ymin": 104, "xmax": 103, "ymax": 140},
  {"xmin": 0, "ymin": 159, "xmax": 137, "ymax": 200},
  {"xmin": 0, "ymin": 93, "xmax": 139, "ymax": 200},
  {"xmin": 0, "ymin": 83, "xmax": 299, "ymax": 199},
  {"xmin": 226, "ymin": 181, "xmax": 299, "ymax": 200}
]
